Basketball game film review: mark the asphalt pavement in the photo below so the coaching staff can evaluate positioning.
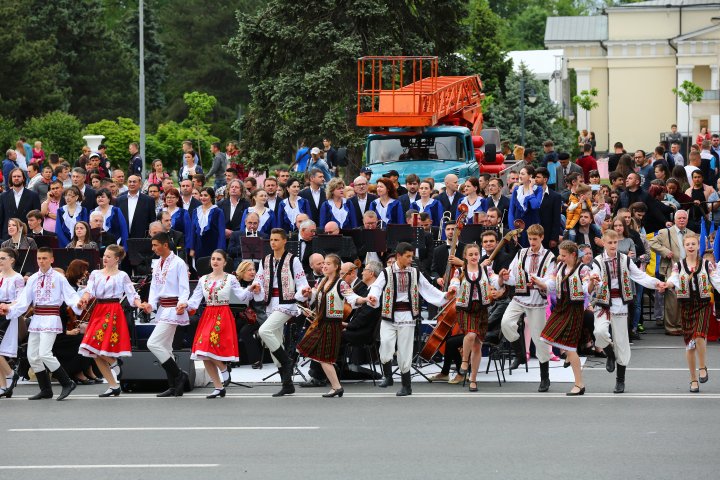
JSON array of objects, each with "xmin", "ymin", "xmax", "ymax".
[{"xmin": 2, "ymin": 324, "xmax": 719, "ymax": 480}]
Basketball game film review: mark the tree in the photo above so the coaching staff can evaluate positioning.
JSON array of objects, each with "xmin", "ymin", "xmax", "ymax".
[
  {"xmin": 572, "ymin": 88, "xmax": 599, "ymax": 131},
  {"xmin": 484, "ymin": 65, "xmax": 576, "ymax": 153},
  {"xmin": 22, "ymin": 112, "xmax": 85, "ymax": 161},
  {"xmin": 672, "ymin": 80, "xmax": 704, "ymax": 152},
  {"xmin": 464, "ymin": 0, "xmax": 513, "ymax": 94},
  {"xmin": 227, "ymin": 0, "xmax": 468, "ymax": 172}
]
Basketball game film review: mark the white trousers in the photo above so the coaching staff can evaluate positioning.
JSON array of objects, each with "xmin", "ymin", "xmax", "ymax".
[
  {"xmin": 500, "ymin": 300, "xmax": 551, "ymax": 363},
  {"xmin": 147, "ymin": 322, "xmax": 178, "ymax": 364},
  {"xmin": 593, "ymin": 310, "xmax": 631, "ymax": 367},
  {"xmin": 27, "ymin": 332, "xmax": 60, "ymax": 372},
  {"xmin": 379, "ymin": 321, "xmax": 415, "ymax": 374},
  {"xmin": 258, "ymin": 311, "xmax": 293, "ymax": 366}
]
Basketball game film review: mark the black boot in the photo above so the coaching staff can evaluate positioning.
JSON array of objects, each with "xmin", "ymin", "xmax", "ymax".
[
  {"xmin": 509, "ymin": 339, "xmax": 526, "ymax": 371},
  {"xmin": 396, "ymin": 372, "xmax": 412, "ymax": 396},
  {"xmin": 53, "ymin": 367, "xmax": 76, "ymax": 401},
  {"xmin": 0, "ymin": 372, "xmax": 20, "ymax": 398},
  {"xmin": 614, "ymin": 365, "xmax": 626, "ymax": 394},
  {"xmin": 378, "ymin": 362, "xmax": 394, "ymax": 388},
  {"xmin": 28, "ymin": 370, "xmax": 53, "ymax": 400},
  {"xmin": 604, "ymin": 346, "xmax": 616, "ymax": 373},
  {"xmin": 271, "ymin": 347, "xmax": 295, "ymax": 397},
  {"xmin": 538, "ymin": 361, "xmax": 551, "ymax": 392},
  {"xmin": 158, "ymin": 358, "xmax": 180, "ymax": 397}
]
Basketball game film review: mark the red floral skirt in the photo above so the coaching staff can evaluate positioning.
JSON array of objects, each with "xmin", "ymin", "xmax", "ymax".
[
  {"xmin": 191, "ymin": 305, "xmax": 239, "ymax": 362},
  {"xmin": 79, "ymin": 302, "xmax": 132, "ymax": 358}
]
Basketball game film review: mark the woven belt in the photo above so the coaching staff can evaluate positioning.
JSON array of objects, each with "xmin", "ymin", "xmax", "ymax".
[
  {"xmin": 96, "ymin": 298, "xmax": 121, "ymax": 304},
  {"xmin": 610, "ymin": 289, "xmax": 621, "ymax": 299},
  {"xmin": 159, "ymin": 297, "xmax": 179, "ymax": 308},
  {"xmin": 271, "ymin": 288, "xmax": 280, "ymax": 296},
  {"xmin": 35, "ymin": 306, "xmax": 61, "ymax": 316},
  {"xmin": 395, "ymin": 302, "xmax": 412, "ymax": 312}
]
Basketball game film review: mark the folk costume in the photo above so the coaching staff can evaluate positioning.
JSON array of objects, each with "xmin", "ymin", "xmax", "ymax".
[
  {"xmin": 667, "ymin": 259, "xmax": 720, "ymax": 349},
  {"xmin": 369, "ymin": 197, "xmax": 404, "ymax": 225},
  {"xmin": 586, "ymin": 251, "xmax": 661, "ymax": 393},
  {"xmin": 55, "ymin": 204, "xmax": 89, "ymax": 248},
  {"xmin": 7, "ymin": 268, "xmax": 82, "ymax": 400},
  {"xmin": 94, "ymin": 205, "xmax": 128, "ymax": 246},
  {"xmin": 450, "ymin": 266, "xmax": 493, "ymax": 340},
  {"xmin": 319, "ymin": 198, "xmax": 358, "ymax": 229},
  {"xmin": 191, "ymin": 205, "xmax": 226, "ymax": 259},
  {"xmin": 276, "ymin": 197, "xmax": 311, "ymax": 232},
  {"xmin": 541, "ymin": 262, "xmax": 588, "ymax": 352},
  {"xmin": 0, "ymin": 272, "xmax": 26, "ymax": 359},
  {"xmin": 297, "ymin": 278, "xmax": 352, "ymax": 363},
  {"xmin": 78, "ymin": 270, "xmax": 139, "ymax": 358},
  {"xmin": 187, "ymin": 273, "xmax": 253, "ymax": 362},
  {"xmin": 368, "ymin": 263, "xmax": 448, "ymax": 396},
  {"xmin": 411, "ymin": 198, "xmax": 444, "ymax": 227},
  {"xmin": 146, "ymin": 252, "xmax": 191, "ymax": 397}
]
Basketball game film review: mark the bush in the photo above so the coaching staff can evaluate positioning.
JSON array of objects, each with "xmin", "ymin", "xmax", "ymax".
[
  {"xmin": 0, "ymin": 115, "xmax": 18, "ymax": 153},
  {"xmin": 22, "ymin": 111, "xmax": 84, "ymax": 161},
  {"xmin": 155, "ymin": 120, "xmax": 219, "ymax": 172},
  {"xmin": 85, "ymin": 117, "xmax": 163, "ymax": 172}
]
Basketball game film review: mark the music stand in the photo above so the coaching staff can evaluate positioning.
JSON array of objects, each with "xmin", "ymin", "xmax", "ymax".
[
  {"xmin": 16, "ymin": 249, "xmax": 38, "ymax": 275},
  {"xmin": 311, "ymin": 235, "xmax": 343, "ymax": 256},
  {"xmin": 241, "ymin": 237, "xmax": 267, "ymax": 261},
  {"xmin": 33, "ymin": 236, "xmax": 59, "ymax": 249},
  {"xmin": 386, "ymin": 224, "xmax": 424, "ymax": 251},
  {"xmin": 360, "ymin": 229, "xmax": 387, "ymax": 253},
  {"xmin": 126, "ymin": 238, "xmax": 154, "ymax": 276},
  {"xmin": 459, "ymin": 224, "xmax": 484, "ymax": 245},
  {"xmin": 341, "ymin": 229, "xmax": 363, "ymax": 250},
  {"xmin": 52, "ymin": 249, "xmax": 101, "ymax": 270},
  {"xmin": 285, "ymin": 241, "xmax": 299, "ymax": 257}
]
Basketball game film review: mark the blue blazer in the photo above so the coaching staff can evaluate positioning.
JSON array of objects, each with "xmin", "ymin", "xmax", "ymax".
[
  {"xmin": 275, "ymin": 197, "xmax": 311, "ymax": 232},
  {"xmin": 55, "ymin": 205, "xmax": 89, "ymax": 248},
  {"xmin": 369, "ymin": 198, "xmax": 404, "ymax": 225},
  {"xmin": 170, "ymin": 208, "xmax": 193, "ymax": 251},
  {"xmin": 191, "ymin": 206, "xmax": 226, "ymax": 259},
  {"xmin": 410, "ymin": 199, "xmax": 444, "ymax": 228},
  {"xmin": 240, "ymin": 207, "xmax": 274, "ymax": 238},
  {"xmin": 508, "ymin": 185, "xmax": 543, "ymax": 245},
  {"xmin": 102, "ymin": 206, "xmax": 129, "ymax": 247},
  {"xmin": 319, "ymin": 199, "xmax": 357, "ymax": 229}
]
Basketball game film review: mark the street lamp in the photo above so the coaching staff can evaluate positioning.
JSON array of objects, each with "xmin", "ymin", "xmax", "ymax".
[
  {"xmin": 139, "ymin": 1, "xmax": 146, "ymax": 179},
  {"xmin": 519, "ymin": 76, "xmax": 537, "ymax": 147}
]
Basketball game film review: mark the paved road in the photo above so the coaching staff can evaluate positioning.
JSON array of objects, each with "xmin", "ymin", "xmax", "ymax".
[{"xmin": 2, "ymin": 326, "xmax": 719, "ymax": 480}]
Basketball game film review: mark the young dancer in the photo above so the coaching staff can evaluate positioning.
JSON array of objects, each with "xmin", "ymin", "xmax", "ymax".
[{"xmin": 0, "ymin": 248, "xmax": 25, "ymax": 398}]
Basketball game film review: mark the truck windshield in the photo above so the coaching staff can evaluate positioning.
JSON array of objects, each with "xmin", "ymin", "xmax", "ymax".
[{"xmin": 368, "ymin": 135, "xmax": 465, "ymax": 164}]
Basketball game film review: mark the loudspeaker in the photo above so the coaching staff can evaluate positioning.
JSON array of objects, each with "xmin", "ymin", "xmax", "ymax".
[
  {"xmin": 485, "ymin": 143, "xmax": 497, "ymax": 164},
  {"xmin": 119, "ymin": 350, "xmax": 196, "ymax": 392}
]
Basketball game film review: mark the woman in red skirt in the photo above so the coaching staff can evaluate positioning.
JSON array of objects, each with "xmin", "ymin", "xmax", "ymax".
[
  {"xmin": 78, "ymin": 245, "xmax": 142, "ymax": 397},
  {"xmin": 538, "ymin": 241, "xmax": 588, "ymax": 396},
  {"xmin": 296, "ymin": 253, "xmax": 350, "ymax": 398},
  {"xmin": 666, "ymin": 233, "xmax": 720, "ymax": 392},
  {"xmin": 181, "ymin": 249, "xmax": 253, "ymax": 399},
  {"xmin": 450, "ymin": 243, "xmax": 491, "ymax": 392}
]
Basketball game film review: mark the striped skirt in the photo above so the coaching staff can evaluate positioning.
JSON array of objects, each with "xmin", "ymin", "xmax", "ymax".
[
  {"xmin": 680, "ymin": 298, "xmax": 712, "ymax": 348},
  {"xmin": 541, "ymin": 295, "xmax": 584, "ymax": 351},
  {"xmin": 297, "ymin": 318, "xmax": 342, "ymax": 363},
  {"xmin": 456, "ymin": 301, "xmax": 489, "ymax": 340}
]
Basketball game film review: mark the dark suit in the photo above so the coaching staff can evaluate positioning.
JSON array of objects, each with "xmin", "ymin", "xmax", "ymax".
[
  {"xmin": 183, "ymin": 197, "xmax": 201, "ymax": 216},
  {"xmin": 218, "ymin": 198, "xmax": 249, "ymax": 232},
  {"xmin": 482, "ymin": 195, "xmax": 510, "ymax": 227},
  {"xmin": 430, "ymin": 242, "xmax": 465, "ymax": 283},
  {"xmin": 299, "ymin": 187, "xmax": 326, "ymax": 225},
  {"xmin": 398, "ymin": 193, "xmax": 419, "ymax": 213},
  {"xmin": 28, "ymin": 229, "xmax": 57, "ymax": 237},
  {"xmin": 0, "ymin": 188, "xmax": 42, "ymax": 240},
  {"xmin": 342, "ymin": 282, "xmax": 380, "ymax": 345},
  {"xmin": 59, "ymin": 186, "xmax": 97, "ymax": 211},
  {"xmin": 348, "ymin": 194, "xmax": 377, "ymax": 223},
  {"xmin": 168, "ymin": 228, "xmax": 186, "ymax": 259},
  {"xmin": 116, "ymin": 193, "xmax": 156, "ymax": 239},
  {"xmin": 436, "ymin": 191, "xmax": 463, "ymax": 220},
  {"xmin": 539, "ymin": 188, "xmax": 563, "ymax": 249}
]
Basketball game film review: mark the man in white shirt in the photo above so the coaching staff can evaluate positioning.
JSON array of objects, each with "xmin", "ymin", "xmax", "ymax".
[
  {"xmin": 113, "ymin": 169, "xmax": 128, "ymax": 195},
  {"xmin": 264, "ymin": 177, "xmax": 279, "ymax": 211},
  {"xmin": 670, "ymin": 141, "xmax": 684, "ymax": 167}
]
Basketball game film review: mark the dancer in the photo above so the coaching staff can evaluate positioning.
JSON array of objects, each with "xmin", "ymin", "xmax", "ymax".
[
  {"xmin": 297, "ymin": 254, "xmax": 350, "ymax": 398},
  {"xmin": 0, "ymin": 248, "xmax": 82, "ymax": 400},
  {"xmin": 493, "ymin": 224, "xmax": 555, "ymax": 392},
  {"xmin": 77, "ymin": 245, "xmax": 143, "ymax": 397},
  {"xmin": 366, "ymin": 242, "xmax": 455, "ymax": 396},
  {"xmin": 450, "ymin": 243, "xmax": 492, "ymax": 392},
  {"xmin": 180, "ymin": 250, "xmax": 253, "ymax": 399},
  {"xmin": 666, "ymin": 233, "xmax": 720, "ymax": 392},
  {"xmin": 252, "ymin": 228, "xmax": 311, "ymax": 397},
  {"xmin": 585, "ymin": 229, "xmax": 666, "ymax": 394},
  {"xmin": 142, "ymin": 232, "xmax": 191, "ymax": 397},
  {"xmin": 0, "ymin": 248, "xmax": 25, "ymax": 398},
  {"xmin": 538, "ymin": 241, "xmax": 588, "ymax": 395}
]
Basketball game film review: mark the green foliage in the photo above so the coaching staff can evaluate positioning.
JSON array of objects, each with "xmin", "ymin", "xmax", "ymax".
[
  {"xmin": 0, "ymin": 116, "xmax": 19, "ymax": 153},
  {"xmin": 22, "ymin": 111, "xmax": 85, "ymax": 161},
  {"xmin": 85, "ymin": 117, "xmax": 142, "ymax": 170},
  {"xmin": 464, "ymin": 0, "xmax": 513, "ymax": 94},
  {"xmin": 155, "ymin": 120, "xmax": 219, "ymax": 171},
  {"xmin": 673, "ymin": 80, "xmax": 704, "ymax": 150},
  {"xmin": 484, "ymin": 65, "xmax": 576, "ymax": 152},
  {"xmin": 572, "ymin": 88, "xmax": 599, "ymax": 128}
]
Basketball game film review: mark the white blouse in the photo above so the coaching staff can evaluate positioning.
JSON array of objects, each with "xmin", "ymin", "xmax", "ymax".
[
  {"xmin": 0, "ymin": 272, "xmax": 24, "ymax": 304},
  {"xmin": 7, "ymin": 269, "xmax": 81, "ymax": 333},
  {"xmin": 187, "ymin": 274, "xmax": 253, "ymax": 309},
  {"xmin": 85, "ymin": 270, "xmax": 139, "ymax": 303}
]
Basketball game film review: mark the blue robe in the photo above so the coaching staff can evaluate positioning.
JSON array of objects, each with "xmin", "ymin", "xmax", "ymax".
[
  {"xmin": 508, "ymin": 185, "xmax": 543, "ymax": 246},
  {"xmin": 55, "ymin": 205, "xmax": 89, "ymax": 248},
  {"xmin": 191, "ymin": 206, "xmax": 226, "ymax": 259},
  {"xmin": 457, "ymin": 196, "xmax": 484, "ymax": 225},
  {"xmin": 319, "ymin": 199, "xmax": 357, "ymax": 229},
  {"xmin": 170, "ymin": 208, "xmax": 193, "ymax": 251},
  {"xmin": 240, "ymin": 207, "xmax": 274, "ymax": 238},
  {"xmin": 275, "ymin": 197, "xmax": 311, "ymax": 232},
  {"xmin": 100, "ymin": 206, "xmax": 129, "ymax": 247},
  {"xmin": 369, "ymin": 198, "xmax": 404, "ymax": 226},
  {"xmin": 410, "ymin": 198, "xmax": 444, "ymax": 228}
]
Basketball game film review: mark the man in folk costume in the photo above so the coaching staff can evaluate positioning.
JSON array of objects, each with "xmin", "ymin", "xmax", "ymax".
[
  {"xmin": 492, "ymin": 224, "xmax": 556, "ymax": 392},
  {"xmin": 366, "ymin": 242, "xmax": 456, "ymax": 397},
  {"xmin": 252, "ymin": 228, "xmax": 311, "ymax": 397},
  {"xmin": 585, "ymin": 229, "xmax": 667, "ymax": 394},
  {"xmin": 142, "ymin": 232, "xmax": 192, "ymax": 397},
  {"xmin": 0, "ymin": 248, "xmax": 82, "ymax": 400}
]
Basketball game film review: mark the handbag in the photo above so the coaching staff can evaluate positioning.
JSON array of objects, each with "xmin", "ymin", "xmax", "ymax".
[{"xmin": 237, "ymin": 306, "xmax": 257, "ymax": 325}]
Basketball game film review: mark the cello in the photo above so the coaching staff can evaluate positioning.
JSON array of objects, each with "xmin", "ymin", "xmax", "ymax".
[{"xmin": 419, "ymin": 204, "xmax": 469, "ymax": 362}]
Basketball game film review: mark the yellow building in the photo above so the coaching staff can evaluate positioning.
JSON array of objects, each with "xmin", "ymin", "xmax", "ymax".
[{"xmin": 545, "ymin": 0, "xmax": 720, "ymax": 152}]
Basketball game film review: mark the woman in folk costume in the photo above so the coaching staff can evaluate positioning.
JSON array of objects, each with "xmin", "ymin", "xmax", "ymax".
[
  {"xmin": 319, "ymin": 178, "xmax": 357, "ymax": 229},
  {"xmin": 180, "ymin": 250, "xmax": 253, "ymax": 399},
  {"xmin": 190, "ymin": 187, "xmax": 226, "ymax": 261},
  {"xmin": 449, "ymin": 243, "xmax": 492, "ymax": 392},
  {"xmin": 666, "ymin": 233, "xmax": 720, "ymax": 393},
  {"xmin": 411, "ymin": 180, "xmax": 444, "ymax": 228},
  {"xmin": 296, "ymin": 254, "xmax": 353, "ymax": 398},
  {"xmin": 457, "ymin": 177, "xmax": 484, "ymax": 225},
  {"xmin": 78, "ymin": 245, "xmax": 143, "ymax": 397},
  {"xmin": 163, "ymin": 187, "xmax": 193, "ymax": 251},
  {"xmin": 539, "ymin": 241, "xmax": 589, "ymax": 396},
  {"xmin": 0, "ymin": 248, "xmax": 25, "ymax": 398},
  {"xmin": 276, "ymin": 178, "xmax": 311, "ymax": 232},
  {"xmin": 369, "ymin": 178, "xmax": 404, "ymax": 226},
  {"xmin": 93, "ymin": 188, "xmax": 129, "ymax": 247}
]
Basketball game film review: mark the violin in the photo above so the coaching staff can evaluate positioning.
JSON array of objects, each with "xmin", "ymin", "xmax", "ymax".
[{"xmin": 419, "ymin": 204, "xmax": 469, "ymax": 362}]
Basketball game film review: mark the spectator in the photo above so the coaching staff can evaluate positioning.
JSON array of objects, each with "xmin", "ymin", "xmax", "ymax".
[
  {"xmin": 643, "ymin": 184, "xmax": 675, "ymax": 234},
  {"xmin": 615, "ymin": 153, "xmax": 635, "ymax": 179},
  {"xmin": 14, "ymin": 140, "xmax": 28, "ymax": 172},
  {"xmin": 206, "ymin": 142, "xmax": 228, "ymax": 191},
  {"xmin": 685, "ymin": 170, "xmax": 714, "ymax": 233},
  {"xmin": 144, "ymin": 159, "xmax": 170, "ymax": 193},
  {"xmin": 31, "ymin": 141, "xmax": 45, "ymax": 166},
  {"xmin": 607, "ymin": 142, "xmax": 626, "ymax": 173},
  {"xmin": 189, "ymin": 187, "xmax": 226, "ymax": 261},
  {"xmin": 617, "ymin": 172, "xmax": 648, "ymax": 211},
  {"xmin": 2, "ymin": 150, "xmax": 18, "ymax": 189},
  {"xmin": 323, "ymin": 137, "xmax": 338, "ymax": 175},
  {"xmin": 128, "ymin": 142, "xmax": 143, "ymax": 178},
  {"xmin": 291, "ymin": 139, "xmax": 311, "ymax": 173},
  {"xmin": 696, "ymin": 126, "xmax": 711, "ymax": 146},
  {"xmin": 41, "ymin": 180, "xmax": 63, "ymax": 233},
  {"xmin": 0, "ymin": 168, "xmax": 42, "ymax": 240},
  {"xmin": 307, "ymin": 147, "xmax": 332, "ymax": 183},
  {"xmin": 113, "ymin": 169, "xmax": 128, "ymax": 195},
  {"xmin": 576, "ymin": 143, "xmax": 597, "ymax": 183},
  {"xmin": 26, "ymin": 163, "xmax": 42, "ymax": 191},
  {"xmin": 116, "ymin": 175, "xmax": 155, "ymax": 240},
  {"xmin": 32, "ymin": 166, "xmax": 53, "ymax": 202},
  {"xmin": 179, "ymin": 150, "xmax": 203, "ymax": 181},
  {"xmin": 670, "ymin": 141, "xmax": 684, "ymax": 167},
  {"xmin": 1, "ymin": 218, "xmax": 38, "ymax": 249},
  {"xmin": 93, "ymin": 188, "xmax": 129, "ymax": 247}
]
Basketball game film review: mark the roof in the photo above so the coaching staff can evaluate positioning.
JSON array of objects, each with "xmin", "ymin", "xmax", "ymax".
[
  {"xmin": 544, "ymin": 16, "xmax": 608, "ymax": 43},
  {"xmin": 612, "ymin": 0, "xmax": 720, "ymax": 7},
  {"xmin": 506, "ymin": 50, "xmax": 564, "ymax": 80}
]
